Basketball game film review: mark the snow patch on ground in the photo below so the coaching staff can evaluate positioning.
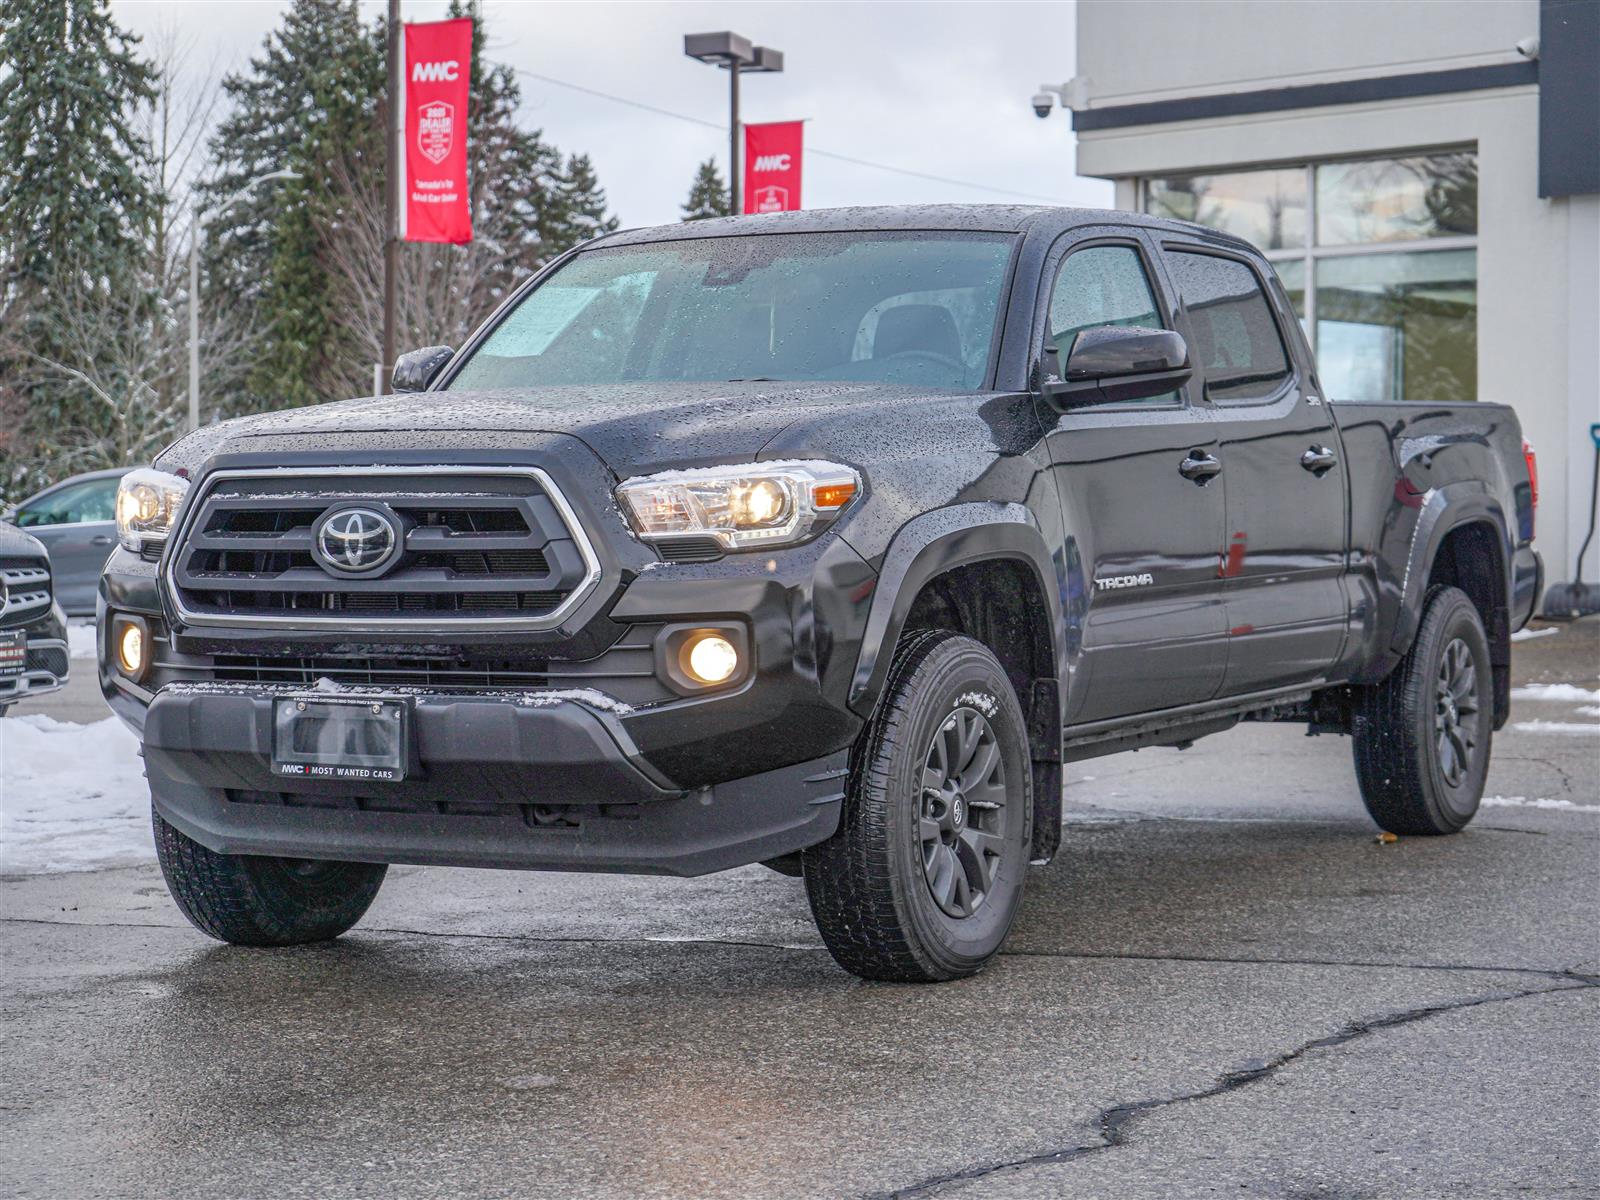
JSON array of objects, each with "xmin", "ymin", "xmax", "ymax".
[
  {"xmin": 1510, "ymin": 683, "xmax": 1600, "ymax": 702},
  {"xmin": 1482, "ymin": 795, "xmax": 1600, "ymax": 814},
  {"xmin": 0, "ymin": 715, "xmax": 153, "ymax": 874},
  {"xmin": 67, "ymin": 621, "xmax": 97, "ymax": 660},
  {"xmin": 1510, "ymin": 626, "xmax": 1559, "ymax": 642},
  {"xmin": 1509, "ymin": 719, "xmax": 1600, "ymax": 736}
]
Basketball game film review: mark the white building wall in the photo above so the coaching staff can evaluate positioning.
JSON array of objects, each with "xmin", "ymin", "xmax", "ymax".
[
  {"xmin": 1070, "ymin": 0, "xmax": 1596, "ymax": 593},
  {"xmin": 1075, "ymin": 0, "xmax": 1539, "ymax": 104}
]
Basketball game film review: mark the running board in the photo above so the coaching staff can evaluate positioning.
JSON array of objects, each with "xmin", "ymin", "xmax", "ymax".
[{"xmin": 1062, "ymin": 683, "xmax": 1320, "ymax": 762}]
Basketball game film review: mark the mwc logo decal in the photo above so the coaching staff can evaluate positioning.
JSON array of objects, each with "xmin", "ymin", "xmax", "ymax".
[
  {"xmin": 742, "ymin": 121, "xmax": 804, "ymax": 214},
  {"xmin": 411, "ymin": 59, "xmax": 460, "ymax": 83}
]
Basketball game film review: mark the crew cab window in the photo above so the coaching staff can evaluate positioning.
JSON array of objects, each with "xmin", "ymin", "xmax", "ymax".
[
  {"xmin": 448, "ymin": 232, "xmax": 1015, "ymax": 395},
  {"xmin": 13, "ymin": 477, "xmax": 117, "ymax": 527},
  {"xmin": 1048, "ymin": 243, "xmax": 1176, "ymax": 405},
  {"xmin": 1165, "ymin": 250, "xmax": 1292, "ymax": 403}
]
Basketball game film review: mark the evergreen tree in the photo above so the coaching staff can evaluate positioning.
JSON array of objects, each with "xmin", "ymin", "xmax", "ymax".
[
  {"xmin": 544, "ymin": 154, "xmax": 620, "ymax": 249},
  {"xmin": 682, "ymin": 159, "xmax": 732, "ymax": 221},
  {"xmin": 0, "ymin": 0, "xmax": 157, "ymax": 292},
  {"xmin": 0, "ymin": 0, "xmax": 159, "ymax": 495},
  {"xmin": 200, "ymin": 0, "xmax": 381, "ymax": 409}
]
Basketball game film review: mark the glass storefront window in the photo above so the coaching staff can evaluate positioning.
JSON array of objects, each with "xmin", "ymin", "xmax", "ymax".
[
  {"xmin": 1314, "ymin": 249, "xmax": 1476, "ymax": 402},
  {"xmin": 1269, "ymin": 257, "xmax": 1306, "ymax": 320},
  {"xmin": 1144, "ymin": 168, "xmax": 1306, "ymax": 250},
  {"xmin": 1316, "ymin": 153, "xmax": 1477, "ymax": 245}
]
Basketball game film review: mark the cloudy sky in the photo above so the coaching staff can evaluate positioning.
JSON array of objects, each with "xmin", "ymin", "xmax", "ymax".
[{"xmin": 112, "ymin": 0, "xmax": 1111, "ymax": 228}]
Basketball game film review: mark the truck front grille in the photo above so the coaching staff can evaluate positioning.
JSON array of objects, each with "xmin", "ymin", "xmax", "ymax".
[
  {"xmin": 0, "ymin": 560, "xmax": 52, "ymax": 628},
  {"xmin": 167, "ymin": 467, "xmax": 599, "ymax": 630}
]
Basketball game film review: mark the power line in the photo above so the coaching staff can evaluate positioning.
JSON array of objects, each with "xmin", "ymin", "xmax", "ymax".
[{"xmin": 515, "ymin": 68, "xmax": 1063, "ymax": 205}]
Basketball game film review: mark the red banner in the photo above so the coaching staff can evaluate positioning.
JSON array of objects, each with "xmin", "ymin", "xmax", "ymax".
[
  {"xmin": 401, "ymin": 18, "xmax": 472, "ymax": 244},
  {"xmin": 743, "ymin": 121, "xmax": 804, "ymax": 214}
]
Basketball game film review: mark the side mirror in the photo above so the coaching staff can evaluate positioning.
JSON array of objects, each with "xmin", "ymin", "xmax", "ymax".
[
  {"xmin": 1037, "ymin": 326, "xmax": 1192, "ymax": 409},
  {"xmin": 392, "ymin": 345, "xmax": 454, "ymax": 393}
]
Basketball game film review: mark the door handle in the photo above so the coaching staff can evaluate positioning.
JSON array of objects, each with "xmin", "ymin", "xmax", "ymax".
[
  {"xmin": 1300, "ymin": 445, "xmax": 1338, "ymax": 476},
  {"xmin": 1178, "ymin": 450, "xmax": 1222, "ymax": 484},
  {"xmin": 90, "ymin": 535, "xmax": 114, "ymax": 546}
]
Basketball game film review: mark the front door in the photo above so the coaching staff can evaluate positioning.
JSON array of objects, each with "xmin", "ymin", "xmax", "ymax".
[
  {"xmin": 1160, "ymin": 246, "xmax": 1348, "ymax": 695},
  {"xmin": 1038, "ymin": 235, "xmax": 1228, "ymax": 724}
]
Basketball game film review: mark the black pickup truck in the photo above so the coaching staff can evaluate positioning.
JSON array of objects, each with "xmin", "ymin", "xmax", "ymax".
[{"xmin": 99, "ymin": 205, "xmax": 1541, "ymax": 982}]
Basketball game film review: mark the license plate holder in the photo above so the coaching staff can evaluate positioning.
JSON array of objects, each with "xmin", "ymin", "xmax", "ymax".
[
  {"xmin": 0, "ymin": 630, "xmax": 25, "ymax": 678},
  {"xmin": 272, "ymin": 695, "xmax": 413, "ymax": 782}
]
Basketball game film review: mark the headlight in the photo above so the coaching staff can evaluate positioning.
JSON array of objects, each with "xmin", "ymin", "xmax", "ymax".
[
  {"xmin": 116, "ymin": 468, "xmax": 190, "ymax": 553},
  {"xmin": 616, "ymin": 461, "xmax": 860, "ymax": 551}
]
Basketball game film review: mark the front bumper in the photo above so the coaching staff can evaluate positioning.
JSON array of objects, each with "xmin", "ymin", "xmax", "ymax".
[
  {"xmin": 98, "ymin": 454, "xmax": 878, "ymax": 874},
  {"xmin": 142, "ymin": 684, "xmax": 848, "ymax": 875},
  {"xmin": 1, "ymin": 603, "xmax": 69, "ymax": 707}
]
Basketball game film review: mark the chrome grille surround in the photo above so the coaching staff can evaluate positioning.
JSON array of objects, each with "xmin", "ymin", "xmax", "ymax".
[{"xmin": 164, "ymin": 466, "xmax": 602, "ymax": 632}]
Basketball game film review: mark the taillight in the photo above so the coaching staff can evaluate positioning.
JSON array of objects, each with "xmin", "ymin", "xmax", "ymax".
[{"xmin": 1523, "ymin": 438, "xmax": 1538, "ymax": 536}]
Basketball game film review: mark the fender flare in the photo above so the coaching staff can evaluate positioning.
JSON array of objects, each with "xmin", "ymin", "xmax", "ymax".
[
  {"xmin": 1390, "ymin": 480, "xmax": 1512, "ymax": 656},
  {"xmin": 847, "ymin": 502, "xmax": 1068, "ymax": 719}
]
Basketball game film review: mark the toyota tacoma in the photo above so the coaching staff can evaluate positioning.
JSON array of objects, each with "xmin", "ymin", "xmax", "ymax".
[{"xmin": 99, "ymin": 206, "xmax": 1542, "ymax": 982}]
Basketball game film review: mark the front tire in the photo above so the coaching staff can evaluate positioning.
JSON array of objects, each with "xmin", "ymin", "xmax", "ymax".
[
  {"xmin": 1353, "ymin": 585, "xmax": 1493, "ymax": 835},
  {"xmin": 153, "ymin": 811, "xmax": 387, "ymax": 946},
  {"xmin": 803, "ymin": 630, "xmax": 1032, "ymax": 982}
]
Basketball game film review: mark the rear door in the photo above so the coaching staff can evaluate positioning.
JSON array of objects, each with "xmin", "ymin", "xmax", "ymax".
[
  {"xmin": 13, "ymin": 475, "xmax": 121, "ymax": 613},
  {"xmin": 1038, "ymin": 231, "xmax": 1228, "ymax": 724},
  {"xmin": 1158, "ymin": 245, "xmax": 1348, "ymax": 695}
]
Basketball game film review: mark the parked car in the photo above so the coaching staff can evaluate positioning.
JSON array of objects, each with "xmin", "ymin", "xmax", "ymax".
[
  {"xmin": 99, "ymin": 205, "xmax": 1541, "ymax": 981},
  {"xmin": 0, "ymin": 521, "xmax": 70, "ymax": 715},
  {"xmin": 6, "ymin": 467, "xmax": 128, "ymax": 615}
]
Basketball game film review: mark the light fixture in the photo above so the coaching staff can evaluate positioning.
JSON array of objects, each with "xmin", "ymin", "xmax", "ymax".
[
  {"xmin": 113, "ymin": 615, "xmax": 149, "ymax": 681},
  {"xmin": 684, "ymin": 633, "xmax": 740, "ymax": 685}
]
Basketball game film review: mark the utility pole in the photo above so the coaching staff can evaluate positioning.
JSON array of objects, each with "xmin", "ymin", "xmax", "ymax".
[{"xmin": 382, "ymin": 0, "xmax": 402, "ymax": 393}]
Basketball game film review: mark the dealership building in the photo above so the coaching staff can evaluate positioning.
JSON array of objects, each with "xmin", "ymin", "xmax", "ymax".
[{"xmin": 1058, "ymin": 0, "xmax": 1598, "ymax": 607}]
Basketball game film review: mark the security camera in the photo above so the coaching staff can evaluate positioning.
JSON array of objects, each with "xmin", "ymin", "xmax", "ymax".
[
  {"xmin": 1515, "ymin": 34, "xmax": 1540, "ymax": 59},
  {"xmin": 1031, "ymin": 92, "xmax": 1056, "ymax": 119}
]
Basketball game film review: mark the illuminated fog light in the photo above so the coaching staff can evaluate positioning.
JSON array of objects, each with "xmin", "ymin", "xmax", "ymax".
[
  {"xmin": 684, "ymin": 633, "xmax": 739, "ymax": 685},
  {"xmin": 115, "ymin": 619, "xmax": 146, "ymax": 678}
]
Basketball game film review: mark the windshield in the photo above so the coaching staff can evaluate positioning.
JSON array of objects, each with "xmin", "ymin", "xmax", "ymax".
[{"xmin": 446, "ymin": 231, "xmax": 1015, "ymax": 393}]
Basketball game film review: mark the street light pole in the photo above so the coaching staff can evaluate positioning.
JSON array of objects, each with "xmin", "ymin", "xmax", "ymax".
[
  {"xmin": 684, "ymin": 32, "xmax": 784, "ymax": 216},
  {"xmin": 186, "ymin": 169, "xmax": 300, "ymax": 433},
  {"xmin": 729, "ymin": 57, "xmax": 741, "ymax": 214}
]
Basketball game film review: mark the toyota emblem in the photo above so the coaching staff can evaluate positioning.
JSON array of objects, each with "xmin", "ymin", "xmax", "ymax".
[{"xmin": 311, "ymin": 505, "xmax": 403, "ymax": 577}]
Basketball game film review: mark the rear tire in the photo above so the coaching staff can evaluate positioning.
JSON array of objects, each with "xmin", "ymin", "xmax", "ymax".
[
  {"xmin": 803, "ymin": 630, "xmax": 1032, "ymax": 982},
  {"xmin": 153, "ymin": 810, "xmax": 387, "ymax": 945},
  {"xmin": 1353, "ymin": 585, "xmax": 1493, "ymax": 835}
]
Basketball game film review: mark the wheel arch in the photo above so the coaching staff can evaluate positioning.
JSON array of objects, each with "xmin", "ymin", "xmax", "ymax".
[
  {"xmin": 1388, "ymin": 484, "xmax": 1514, "ymax": 728},
  {"xmin": 847, "ymin": 504, "xmax": 1067, "ymax": 860}
]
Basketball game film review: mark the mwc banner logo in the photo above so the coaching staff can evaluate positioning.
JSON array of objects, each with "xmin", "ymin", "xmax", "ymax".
[
  {"xmin": 743, "ymin": 122, "xmax": 803, "ymax": 214},
  {"xmin": 401, "ymin": 18, "xmax": 472, "ymax": 244},
  {"xmin": 411, "ymin": 60, "xmax": 460, "ymax": 83}
]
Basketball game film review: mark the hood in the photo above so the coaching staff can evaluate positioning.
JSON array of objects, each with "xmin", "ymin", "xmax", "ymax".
[
  {"xmin": 214, "ymin": 381, "xmax": 956, "ymax": 476},
  {"xmin": 0, "ymin": 521, "xmax": 48, "ymax": 560}
]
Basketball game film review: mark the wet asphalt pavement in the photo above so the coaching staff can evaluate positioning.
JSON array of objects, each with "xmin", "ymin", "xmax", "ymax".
[{"xmin": 2, "ymin": 621, "xmax": 1596, "ymax": 1199}]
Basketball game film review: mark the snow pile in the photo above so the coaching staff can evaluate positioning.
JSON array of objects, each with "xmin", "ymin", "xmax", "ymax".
[
  {"xmin": 67, "ymin": 621, "xmax": 97, "ymax": 660},
  {"xmin": 1510, "ymin": 683, "xmax": 1600, "ymax": 702},
  {"xmin": 0, "ymin": 714, "xmax": 153, "ymax": 874},
  {"xmin": 1510, "ymin": 719, "xmax": 1600, "ymax": 736}
]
